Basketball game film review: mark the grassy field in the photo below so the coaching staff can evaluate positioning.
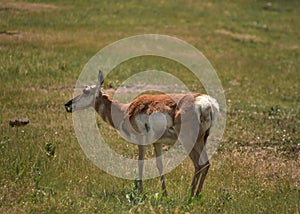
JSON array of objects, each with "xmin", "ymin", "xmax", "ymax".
[{"xmin": 0, "ymin": 0, "xmax": 299, "ymax": 213}]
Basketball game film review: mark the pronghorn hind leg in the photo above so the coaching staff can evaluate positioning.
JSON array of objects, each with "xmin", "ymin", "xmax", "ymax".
[
  {"xmin": 137, "ymin": 145, "xmax": 146, "ymax": 195},
  {"xmin": 195, "ymin": 161, "xmax": 210, "ymax": 197},
  {"xmin": 195, "ymin": 131, "xmax": 210, "ymax": 197},
  {"xmin": 189, "ymin": 148, "xmax": 202, "ymax": 197},
  {"xmin": 153, "ymin": 143, "xmax": 167, "ymax": 196}
]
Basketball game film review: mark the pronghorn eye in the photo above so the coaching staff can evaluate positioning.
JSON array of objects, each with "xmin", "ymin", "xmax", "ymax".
[{"xmin": 83, "ymin": 87, "xmax": 90, "ymax": 95}]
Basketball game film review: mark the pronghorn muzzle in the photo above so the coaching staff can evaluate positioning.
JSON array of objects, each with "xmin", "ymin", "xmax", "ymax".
[
  {"xmin": 64, "ymin": 99, "xmax": 73, "ymax": 113},
  {"xmin": 64, "ymin": 95, "xmax": 81, "ymax": 113}
]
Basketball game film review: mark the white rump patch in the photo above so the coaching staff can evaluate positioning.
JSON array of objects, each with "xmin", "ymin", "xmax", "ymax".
[{"xmin": 194, "ymin": 95, "xmax": 219, "ymax": 126}]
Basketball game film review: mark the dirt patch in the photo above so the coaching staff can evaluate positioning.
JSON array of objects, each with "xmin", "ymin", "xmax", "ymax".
[
  {"xmin": 0, "ymin": 29, "xmax": 108, "ymax": 48},
  {"xmin": 279, "ymin": 44, "xmax": 299, "ymax": 51},
  {"xmin": 0, "ymin": 2, "xmax": 60, "ymax": 12},
  {"xmin": 215, "ymin": 29, "xmax": 264, "ymax": 43},
  {"xmin": 0, "ymin": 31, "xmax": 54, "ymax": 44}
]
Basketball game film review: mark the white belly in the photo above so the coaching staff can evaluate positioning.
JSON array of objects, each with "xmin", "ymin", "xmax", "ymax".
[
  {"xmin": 135, "ymin": 112, "xmax": 176, "ymax": 142},
  {"xmin": 118, "ymin": 112, "xmax": 177, "ymax": 145}
]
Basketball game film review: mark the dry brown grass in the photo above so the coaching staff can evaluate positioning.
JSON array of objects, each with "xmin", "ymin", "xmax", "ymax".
[
  {"xmin": 213, "ymin": 148, "xmax": 300, "ymax": 188},
  {"xmin": 0, "ymin": 2, "xmax": 59, "ymax": 12},
  {"xmin": 0, "ymin": 29, "xmax": 117, "ymax": 50}
]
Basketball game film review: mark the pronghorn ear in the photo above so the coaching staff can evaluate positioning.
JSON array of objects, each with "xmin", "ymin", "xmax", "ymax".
[{"xmin": 98, "ymin": 70, "xmax": 104, "ymax": 86}]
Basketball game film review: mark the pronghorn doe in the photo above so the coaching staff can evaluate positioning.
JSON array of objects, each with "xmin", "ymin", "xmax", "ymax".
[{"xmin": 65, "ymin": 71, "xmax": 219, "ymax": 197}]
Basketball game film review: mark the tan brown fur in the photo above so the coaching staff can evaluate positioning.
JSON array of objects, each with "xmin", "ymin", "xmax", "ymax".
[{"xmin": 127, "ymin": 94, "xmax": 202, "ymax": 133}]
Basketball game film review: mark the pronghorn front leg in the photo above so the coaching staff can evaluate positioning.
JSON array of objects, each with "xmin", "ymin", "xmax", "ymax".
[
  {"xmin": 138, "ymin": 145, "xmax": 146, "ymax": 195},
  {"xmin": 153, "ymin": 143, "xmax": 167, "ymax": 196}
]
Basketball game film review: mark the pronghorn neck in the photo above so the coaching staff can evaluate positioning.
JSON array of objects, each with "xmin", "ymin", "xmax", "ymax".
[{"xmin": 94, "ymin": 94, "xmax": 128, "ymax": 130}]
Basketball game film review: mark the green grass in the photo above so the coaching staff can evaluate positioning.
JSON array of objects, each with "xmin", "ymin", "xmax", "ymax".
[{"xmin": 1, "ymin": 0, "xmax": 299, "ymax": 213}]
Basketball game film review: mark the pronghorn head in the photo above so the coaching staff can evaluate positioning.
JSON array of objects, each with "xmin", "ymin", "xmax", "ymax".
[{"xmin": 64, "ymin": 70, "xmax": 104, "ymax": 113}]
